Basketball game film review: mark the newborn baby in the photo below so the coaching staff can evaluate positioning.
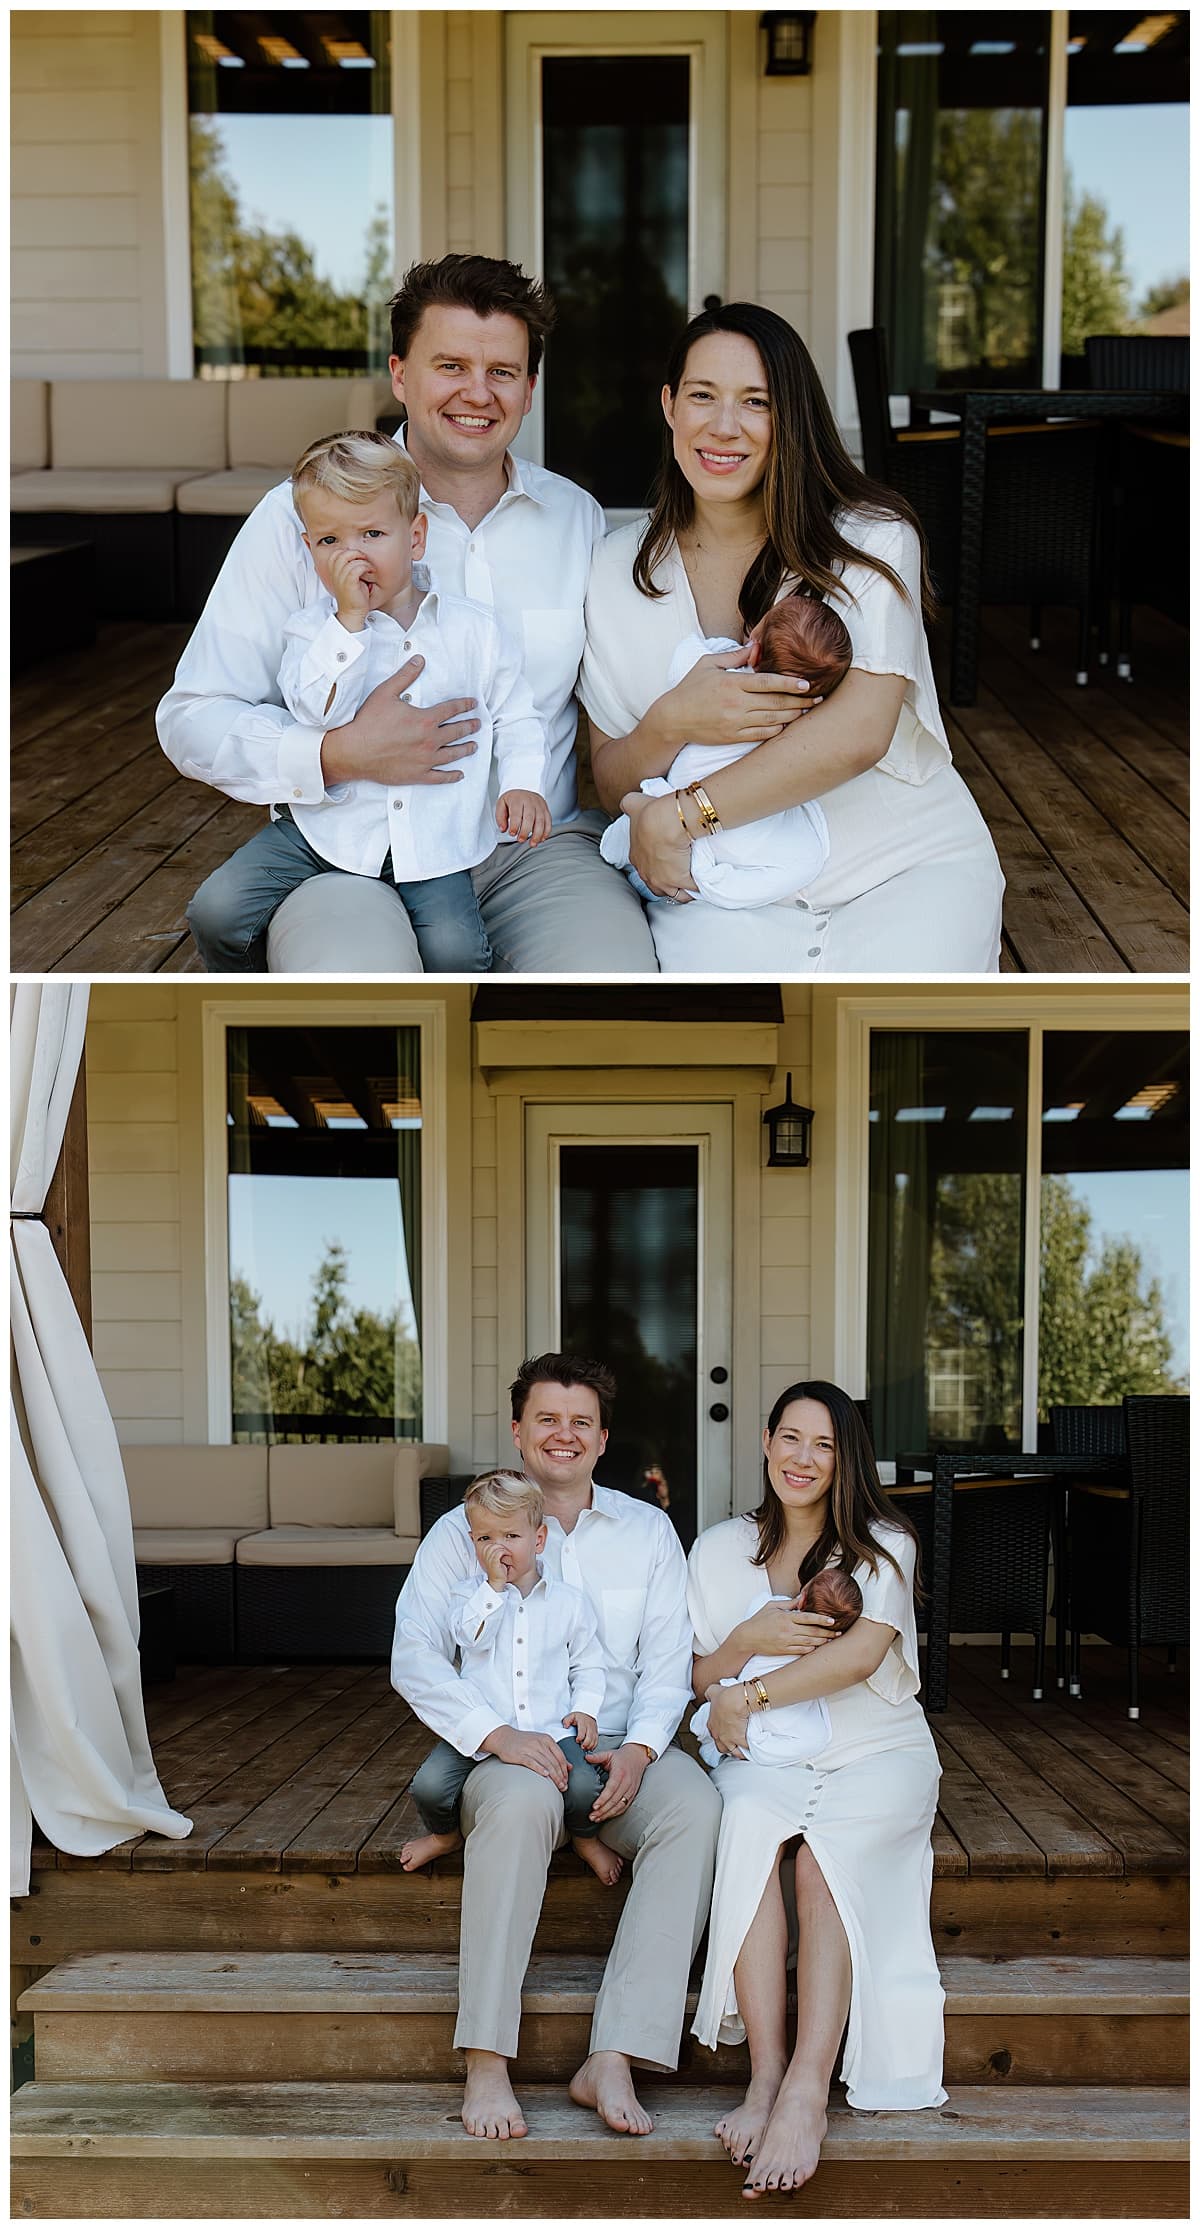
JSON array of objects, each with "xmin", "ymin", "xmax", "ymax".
[
  {"xmin": 601, "ymin": 593, "xmax": 855, "ymax": 912},
  {"xmin": 691, "ymin": 1565, "xmax": 863, "ymax": 1770}
]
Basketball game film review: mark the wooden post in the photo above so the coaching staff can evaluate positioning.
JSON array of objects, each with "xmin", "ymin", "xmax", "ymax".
[{"xmin": 41, "ymin": 1059, "xmax": 92, "ymax": 1349}]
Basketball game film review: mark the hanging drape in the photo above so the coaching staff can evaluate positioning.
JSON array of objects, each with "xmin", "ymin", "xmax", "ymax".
[
  {"xmin": 10, "ymin": 984, "xmax": 191, "ymax": 1896},
  {"xmin": 866, "ymin": 1033, "xmax": 936, "ymax": 1459}
]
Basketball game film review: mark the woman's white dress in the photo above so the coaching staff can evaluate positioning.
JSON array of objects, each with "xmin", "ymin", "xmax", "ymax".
[
  {"xmin": 687, "ymin": 1515, "xmax": 946, "ymax": 2111},
  {"xmin": 580, "ymin": 513, "xmax": 1004, "ymax": 974}
]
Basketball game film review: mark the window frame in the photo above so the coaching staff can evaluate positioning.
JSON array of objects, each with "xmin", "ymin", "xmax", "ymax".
[{"xmin": 200, "ymin": 996, "xmax": 447, "ymax": 1447}]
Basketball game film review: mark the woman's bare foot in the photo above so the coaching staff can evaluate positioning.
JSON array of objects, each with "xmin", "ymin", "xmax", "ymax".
[
  {"xmin": 569, "ymin": 2050, "xmax": 654, "ymax": 2134},
  {"xmin": 742, "ymin": 2081, "xmax": 828, "ymax": 2197},
  {"xmin": 714, "ymin": 2066, "xmax": 785, "ymax": 2167},
  {"xmin": 399, "ymin": 1827, "xmax": 462, "ymax": 1872},
  {"xmin": 571, "ymin": 1833, "xmax": 625, "ymax": 1886},
  {"xmin": 461, "ymin": 2049, "xmax": 528, "ymax": 2139}
]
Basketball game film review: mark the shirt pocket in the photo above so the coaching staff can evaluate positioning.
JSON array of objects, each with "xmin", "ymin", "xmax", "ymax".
[
  {"xmin": 520, "ymin": 608, "xmax": 586, "ymax": 705},
  {"xmin": 599, "ymin": 1587, "xmax": 644, "ymax": 1664}
]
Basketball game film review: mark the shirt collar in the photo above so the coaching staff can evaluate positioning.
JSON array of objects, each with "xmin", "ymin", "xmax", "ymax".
[{"xmin": 394, "ymin": 421, "xmax": 545, "ymax": 515}]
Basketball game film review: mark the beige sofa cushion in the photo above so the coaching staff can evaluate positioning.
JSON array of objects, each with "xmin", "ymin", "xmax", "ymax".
[
  {"xmin": 122, "ymin": 1445, "xmax": 269, "ymax": 1533},
  {"xmin": 10, "ymin": 467, "xmax": 206, "ymax": 515},
  {"xmin": 175, "ymin": 465, "xmax": 289, "ymax": 518},
  {"xmin": 50, "ymin": 379, "xmax": 227, "ymax": 472},
  {"xmin": 12, "ymin": 381, "xmax": 49, "ymax": 472},
  {"xmin": 416, "ymin": 1442, "xmax": 450, "ymax": 1477},
  {"xmin": 133, "ymin": 1528, "xmax": 242, "ymax": 1565},
  {"xmin": 236, "ymin": 1526, "xmax": 419, "ymax": 1568},
  {"xmin": 227, "ymin": 376, "xmax": 389, "ymax": 470},
  {"xmin": 268, "ymin": 1442, "xmax": 408, "ymax": 1529}
]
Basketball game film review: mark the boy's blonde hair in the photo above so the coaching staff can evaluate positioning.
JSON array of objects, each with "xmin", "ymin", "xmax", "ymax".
[
  {"xmin": 463, "ymin": 1469, "xmax": 544, "ymax": 1528},
  {"xmin": 292, "ymin": 429, "xmax": 420, "ymax": 521}
]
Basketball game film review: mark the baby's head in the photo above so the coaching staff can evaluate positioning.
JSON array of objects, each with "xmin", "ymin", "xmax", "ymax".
[
  {"xmin": 800, "ymin": 1567, "xmax": 863, "ymax": 1633},
  {"xmin": 750, "ymin": 595, "xmax": 853, "ymax": 700},
  {"xmin": 463, "ymin": 1469, "xmax": 546, "ymax": 1587},
  {"xmin": 291, "ymin": 430, "xmax": 425, "ymax": 610}
]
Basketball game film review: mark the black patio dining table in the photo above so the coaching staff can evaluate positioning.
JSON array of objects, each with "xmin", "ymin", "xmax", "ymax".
[
  {"xmin": 907, "ymin": 386, "xmax": 1190, "ymax": 705},
  {"xmin": 894, "ymin": 1447, "xmax": 1132, "ymax": 1713}
]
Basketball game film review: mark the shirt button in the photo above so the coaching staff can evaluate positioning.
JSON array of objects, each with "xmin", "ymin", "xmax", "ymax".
[
  {"xmin": 336, "ymin": 651, "xmax": 347, "ymax": 663},
  {"xmin": 292, "ymin": 789, "xmax": 302, "ymax": 799},
  {"xmin": 400, "ymin": 692, "xmax": 412, "ymax": 703},
  {"xmin": 808, "ymin": 947, "xmax": 821, "ymax": 958},
  {"xmin": 403, "ymin": 640, "xmax": 412, "ymax": 652},
  {"xmin": 392, "ymin": 800, "xmax": 403, "ymax": 811}
]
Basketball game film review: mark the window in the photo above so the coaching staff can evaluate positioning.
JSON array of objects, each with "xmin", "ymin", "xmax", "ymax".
[
  {"xmin": 867, "ymin": 1025, "xmax": 1187, "ymax": 1455},
  {"xmin": 225, "ymin": 1024, "xmax": 423, "ymax": 1442},
  {"xmin": 186, "ymin": 11, "xmax": 393, "ymax": 376}
]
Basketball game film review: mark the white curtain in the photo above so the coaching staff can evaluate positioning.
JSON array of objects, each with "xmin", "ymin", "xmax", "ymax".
[{"xmin": 10, "ymin": 985, "xmax": 191, "ymax": 1895}]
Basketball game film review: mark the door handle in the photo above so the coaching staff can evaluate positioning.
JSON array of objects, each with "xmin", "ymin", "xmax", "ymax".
[{"xmin": 709, "ymin": 1402, "xmax": 730, "ymax": 1422}]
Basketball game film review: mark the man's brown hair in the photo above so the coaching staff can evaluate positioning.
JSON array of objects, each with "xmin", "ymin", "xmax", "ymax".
[
  {"xmin": 510, "ymin": 1352, "xmax": 618, "ymax": 1429},
  {"xmin": 389, "ymin": 254, "xmax": 556, "ymax": 376}
]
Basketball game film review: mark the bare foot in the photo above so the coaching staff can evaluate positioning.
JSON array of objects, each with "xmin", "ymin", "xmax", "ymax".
[
  {"xmin": 742, "ymin": 2082, "xmax": 828, "ymax": 2197},
  {"xmin": 571, "ymin": 1833, "xmax": 625, "ymax": 1886},
  {"xmin": 399, "ymin": 1827, "xmax": 462, "ymax": 1872},
  {"xmin": 461, "ymin": 2050, "xmax": 528, "ymax": 2139},
  {"xmin": 714, "ymin": 2067, "xmax": 785, "ymax": 2167},
  {"xmin": 569, "ymin": 2050, "xmax": 654, "ymax": 2135}
]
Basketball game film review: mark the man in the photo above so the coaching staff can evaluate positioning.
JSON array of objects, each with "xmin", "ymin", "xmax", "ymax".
[
  {"xmin": 157, "ymin": 253, "xmax": 657, "ymax": 972},
  {"xmin": 391, "ymin": 1353, "xmax": 721, "ymax": 2141}
]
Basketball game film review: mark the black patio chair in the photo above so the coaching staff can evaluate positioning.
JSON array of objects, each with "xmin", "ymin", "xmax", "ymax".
[
  {"xmin": 1065, "ymin": 1394, "xmax": 1189, "ymax": 1718},
  {"xmin": 1048, "ymin": 1404, "xmax": 1127, "ymax": 1691},
  {"xmin": 848, "ymin": 326, "xmax": 1102, "ymax": 677},
  {"xmin": 1084, "ymin": 335, "xmax": 1189, "ymax": 675},
  {"xmin": 887, "ymin": 1463, "xmax": 1053, "ymax": 1703}
]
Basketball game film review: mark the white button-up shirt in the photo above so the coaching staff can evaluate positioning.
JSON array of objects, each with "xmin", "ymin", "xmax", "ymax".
[
  {"xmin": 275, "ymin": 566, "xmax": 546, "ymax": 879},
  {"xmin": 157, "ymin": 429, "xmax": 605, "ymax": 830},
  {"xmin": 448, "ymin": 1566, "xmax": 605, "ymax": 1761},
  {"xmin": 391, "ymin": 1482, "xmax": 694, "ymax": 1762}
]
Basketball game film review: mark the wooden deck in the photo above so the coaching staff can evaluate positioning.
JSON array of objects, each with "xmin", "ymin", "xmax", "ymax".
[
  {"xmin": 25, "ymin": 1643, "xmax": 1187, "ymax": 1889},
  {"xmin": 9, "ymin": 606, "xmax": 1188, "ymax": 975}
]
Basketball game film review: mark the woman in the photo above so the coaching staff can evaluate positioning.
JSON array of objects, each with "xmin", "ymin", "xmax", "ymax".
[
  {"xmin": 686, "ymin": 1382, "xmax": 945, "ymax": 2198},
  {"xmin": 580, "ymin": 303, "xmax": 1003, "ymax": 972}
]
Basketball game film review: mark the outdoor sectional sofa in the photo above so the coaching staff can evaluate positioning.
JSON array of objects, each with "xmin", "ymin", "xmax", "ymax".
[
  {"xmin": 10, "ymin": 373, "xmax": 391, "ymax": 621},
  {"xmin": 128, "ymin": 1439, "xmax": 451, "ymax": 1665}
]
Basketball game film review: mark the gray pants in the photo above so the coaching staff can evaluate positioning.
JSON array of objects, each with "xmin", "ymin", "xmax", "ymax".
[
  {"xmin": 411, "ymin": 1732, "xmax": 602, "ymax": 1841},
  {"xmin": 265, "ymin": 810, "xmax": 658, "ymax": 973},
  {"xmin": 454, "ymin": 1743, "xmax": 721, "ymax": 2065}
]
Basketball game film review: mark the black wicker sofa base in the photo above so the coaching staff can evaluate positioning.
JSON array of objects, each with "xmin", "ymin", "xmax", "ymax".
[
  {"xmin": 133, "ymin": 1561, "xmax": 237, "ymax": 1665},
  {"xmin": 234, "ymin": 1561, "xmax": 412, "ymax": 1662}
]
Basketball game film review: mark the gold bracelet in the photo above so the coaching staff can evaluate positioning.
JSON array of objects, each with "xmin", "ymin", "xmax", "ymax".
[
  {"xmin": 685, "ymin": 780, "xmax": 721, "ymax": 836},
  {"xmin": 675, "ymin": 789, "xmax": 692, "ymax": 835},
  {"xmin": 753, "ymin": 1677, "xmax": 771, "ymax": 1712},
  {"xmin": 743, "ymin": 1682, "xmax": 757, "ymax": 1714}
]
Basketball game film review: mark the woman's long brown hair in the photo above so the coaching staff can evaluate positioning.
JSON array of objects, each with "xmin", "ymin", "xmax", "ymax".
[
  {"xmin": 751, "ymin": 1379, "xmax": 923, "ymax": 1599},
  {"xmin": 633, "ymin": 301, "xmax": 935, "ymax": 632}
]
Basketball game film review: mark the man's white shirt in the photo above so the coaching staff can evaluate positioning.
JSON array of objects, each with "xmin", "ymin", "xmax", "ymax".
[
  {"xmin": 157, "ymin": 430, "xmax": 606, "ymax": 830},
  {"xmin": 448, "ymin": 1566, "xmax": 606, "ymax": 1760},
  {"xmin": 392, "ymin": 1483, "xmax": 694, "ymax": 1761},
  {"xmin": 275, "ymin": 566, "xmax": 546, "ymax": 879}
]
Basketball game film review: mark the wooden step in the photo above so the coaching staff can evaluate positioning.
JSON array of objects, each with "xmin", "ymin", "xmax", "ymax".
[
  {"xmin": 10, "ymin": 2079, "xmax": 1188, "ymax": 2218},
  {"xmin": 22, "ymin": 1951, "xmax": 1189, "ymax": 2088}
]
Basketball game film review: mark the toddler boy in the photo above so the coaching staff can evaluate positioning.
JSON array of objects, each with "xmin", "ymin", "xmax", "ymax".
[
  {"xmin": 186, "ymin": 431, "xmax": 550, "ymax": 972},
  {"xmin": 601, "ymin": 593, "xmax": 853, "ymax": 912},
  {"xmin": 399, "ymin": 1471, "xmax": 623, "ymax": 1885},
  {"xmin": 691, "ymin": 1566, "xmax": 863, "ymax": 1769}
]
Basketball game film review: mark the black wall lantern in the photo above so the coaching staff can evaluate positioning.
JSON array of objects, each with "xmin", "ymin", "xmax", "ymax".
[
  {"xmin": 763, "ymin": 1074, "xmax": 815, "ymax": 1166},
  {"xmin": 761, "ymin": 11, "xmax": 816, "ymax": 76}
]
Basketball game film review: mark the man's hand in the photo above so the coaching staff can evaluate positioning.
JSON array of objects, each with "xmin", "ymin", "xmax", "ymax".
[
  {"xmin": 563, "ymin": 1711, "xmax": 598, "ymax": 1751},
  {"xmin": 474, "ymin": 1539, "xmax": 512, "ymax": 1592},
  {"xmin": 320, "ymin": 655, "xmax": 481, "ymax": 787},
  {"xmin": 326, "ymin": 550, "xmax": 372, "ymax": 630},
  {"xmin": 586, "ymin": 1742, "xmax": 650, "ymax": 1823},
  {"xmin": 479, "ymin": 1725, "xmax": 570, "ymax": 1788},
  {"xmin": 496, "ymin": 789, "xmax": 551, "ymax": 845}
]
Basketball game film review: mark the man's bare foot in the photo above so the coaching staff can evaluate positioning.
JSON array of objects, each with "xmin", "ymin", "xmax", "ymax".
[
  {"xmin": 399, "ymin": 1827, "xmax": 462, "ymax": 1872},
  {"xmin": 571, "ymin": 1833, "xmax": 625, "ymax": 1886},
  {"xmin": 461, "ymin": 2050, "xmax": 528, "ymax": 2139},
  {"xmin": 569, "ymin": 2050, "xmax": 654, "ymax": 2135},
  {"xmin": 714, "ymin": 2067, "xmax": 785, "ymax": 2167},
  {"xmin": 742, "ymin": 2081, "xmax": 828, "ymax": 2196}
]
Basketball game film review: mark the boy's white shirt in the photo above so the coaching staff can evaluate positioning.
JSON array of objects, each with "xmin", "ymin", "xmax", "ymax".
[
  {"xmin": 392, "ymin": 1484, "xmax": 694, "ymax": 1761},
  {"xmin": 274, "ymin": 564, "xmax": 547, "ymax": 880},
  {"xmin": 445, "ymin": 1563, "xmax": 606, "ymax": 1762},
  {"xmin": 156, "ymin": 431, "xmax": 605, "ymax": 827}
]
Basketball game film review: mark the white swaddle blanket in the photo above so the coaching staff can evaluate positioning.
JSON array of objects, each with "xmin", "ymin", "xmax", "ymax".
[
  {"xmin": 599, "ymin": 632, "xmax": 830, "ymax": 907},
  {"xmin": 690, "ymin": 1587, "xmax": 833, "ymax": 1770}
]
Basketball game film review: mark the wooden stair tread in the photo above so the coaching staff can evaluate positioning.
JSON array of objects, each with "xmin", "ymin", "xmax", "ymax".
[
  {"xmin": 22, "ymin": 1949, "xmax": 1190, "ymax": 2019},
  {"xmin": 10, "ymin": 2081, "xmax": 1188, "ymax": 2162}
]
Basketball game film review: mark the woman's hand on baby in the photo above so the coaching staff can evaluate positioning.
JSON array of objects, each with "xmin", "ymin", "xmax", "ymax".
[
  {"xmin": 481, "ymin": 1726, "xmax": 570, "ymax": 1788},
  {"xmin": 496, "ymin": 789, "xmax": 551, "ymax": 844},
  {"xmin": 705, "ymin": 1681, "xmax": 751, "ymax": 1759},
  {"xmin": 664, "ymin": 644, "xmax": 812, "ymax": 750},
  {"xmin": 740, "ymin": 1599, "xmax": 837, "ymax": 1658},
  {"xmin": 563, "ymin": 1711, "xmax": 598, "ymax": 1751},
  {"xmin": 623, "ymin": 790, "xmax": 698, "ymax": 901}
]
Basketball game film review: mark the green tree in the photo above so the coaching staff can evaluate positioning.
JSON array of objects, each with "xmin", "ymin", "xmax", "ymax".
[
  {"xmin": 1039, "ymin": 1179, "xmax": 1180, "ymax": 1406},
  {"xmin": 230, "ymin": 1243, "xmax": 421, "ymax": 1431},
  {"xmin": 1060, "ymin": 180, "xmax": 1132, "ymax": 355},
  {"xmin": 1137, "ymin": 273, "xmax": 1188, "ymax": 322},
  {"xmin": 933, "ymin": 109, "xmax": 1043, "ymax": 372}
]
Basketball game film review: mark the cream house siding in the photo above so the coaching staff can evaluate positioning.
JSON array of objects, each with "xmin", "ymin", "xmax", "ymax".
[
  {"xmin": 12, "ymin": 10, "xmax": 174, "ymax": 378},
  {"xmin": 471, "ymin": 1070, "xmax": 501, "ymax": 1468},
  {"xmin": 760, "ymin": 988, "xmax": 813, "ymax": 1416},
  {"xmin": 728, "ymin": 15, "xmax": 812, "ymax": 343}
]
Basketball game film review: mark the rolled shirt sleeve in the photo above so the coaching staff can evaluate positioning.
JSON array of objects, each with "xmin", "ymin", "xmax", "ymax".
[
  {"xmin": 621, "ymin": 1514, "xmax": 695, "ymax": 1757},
  {"xmin": 565, "ymin": 1593, "xmax": 607, "ymax": 1725},
  {"xmin": 390, "ymin": 1511, "xmax": 508, "ymax": 1759},
  {"xmin": 484, "ymin": 612, "xmax": 550, "ymax": 800},
  {"xmin": 277, "ymin": 609, "xmax": 370, "ymax": 736}
]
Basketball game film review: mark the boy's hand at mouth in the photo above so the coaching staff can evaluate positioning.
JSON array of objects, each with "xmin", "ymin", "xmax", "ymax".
[
  {"xmin": 328, "ymin": 549, "xmax": 374, "ymax": 630},
  {"xmin": 476, "ymin": 1538, "xmax": 512, "ymax": 1591}
]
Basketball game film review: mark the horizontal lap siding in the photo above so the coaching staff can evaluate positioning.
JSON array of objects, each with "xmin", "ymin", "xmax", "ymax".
[
  {"xmin": 87, "ymin": 988, "xmax": 186, "ymax": 1443},
  {"xmin": 760, "ymin": 989, "xmax": 812, "ymax": 1411},
  {"xmin": 472, "ymin": 1080, "xmax": 500, "ymax": 1466}
]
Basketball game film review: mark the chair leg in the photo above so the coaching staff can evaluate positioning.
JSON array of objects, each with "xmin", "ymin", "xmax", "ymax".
[
  {"xmin": 1000, "ymin": 1630, "xmax": 1011, "ymax": 1679},
  {"xmin": 1127, "ymin": 1646, "xmax": 1140, "ymax": 1721},
  {"xmin": 1167, "ymin": 1645, "xmax": 1178, "ymax": 1672},
  {"xmin": 1032, "ymin": 1622, "xmax": 1045, "ymax": 1701},
  {"xmin": 1069, "ymin": 1619, "xmax": 1081, "ymax": 1697},
  {"xmin": 1117, "ymin": 594, "xmax": 1133, "ymax": 681},
  {"xmin": 1075, "ymin": 598, "xmax": 1090, "ymax": 688},
  {"xmin": 1028, "ymin": 604, "xmax": 1041, "ymax": 651}
]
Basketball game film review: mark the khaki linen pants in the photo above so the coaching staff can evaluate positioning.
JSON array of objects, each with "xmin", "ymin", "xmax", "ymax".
[{"xmin": 454, "ymin": 1744, "xmax": 721, "ymax": 2066}]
